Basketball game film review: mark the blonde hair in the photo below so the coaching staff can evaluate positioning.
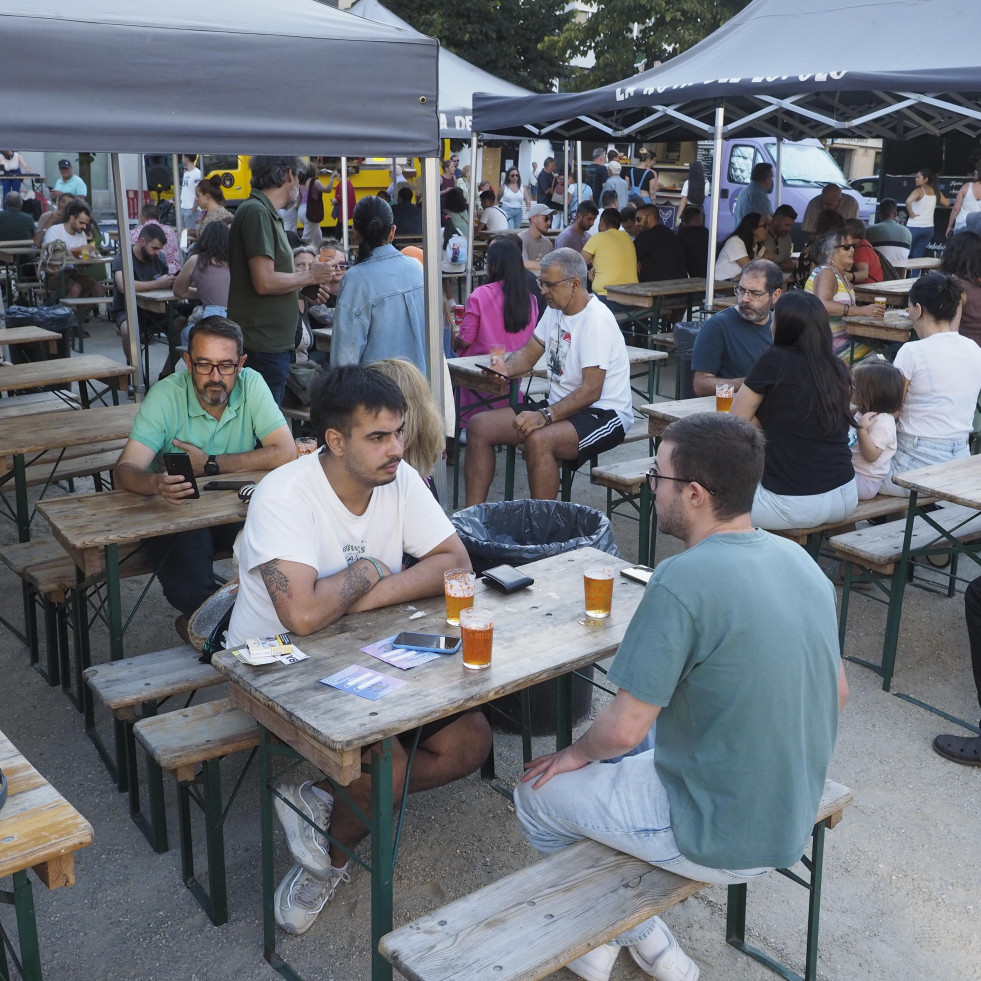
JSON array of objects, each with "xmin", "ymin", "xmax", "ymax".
[{"xmin": 372, "ymin": 359, "xmax": 445, "ymax": 477}]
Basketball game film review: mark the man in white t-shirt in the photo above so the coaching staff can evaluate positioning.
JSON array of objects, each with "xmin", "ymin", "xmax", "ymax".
[
  {"xmin": 41, "ymin": 200, "xmax": 107, "ymax": 299},
  {"xmin": 228, "ymin": 364, "xmax": 492, "ymax": 937},
  {"xmin": 476, "ymin": 189, "xmax": 509, "ymax": 233},
  {"xmin": 179, "ymin": 153, "xmax": 202, "ymax": 228},
  {"xmin": 465, "ymin": 247, "xmax": 633, "ymax": 505}
]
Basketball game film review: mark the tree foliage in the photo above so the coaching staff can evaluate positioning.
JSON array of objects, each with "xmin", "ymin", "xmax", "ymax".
[
  {"xmin": 543, "ymin": 0, "xmax": 753, "ymax": 92},
  {"xmin": 392, "ymin": 0, "xmax": 569, "ymax": 93}
]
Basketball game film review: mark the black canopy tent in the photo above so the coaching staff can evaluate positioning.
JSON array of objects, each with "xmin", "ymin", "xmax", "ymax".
[
  {"xmin": 472, "ymin": 0, "xmax": 981, "ymax": 145},
  {"xmin": 1, "ymin": 0, "xmax": 446, "ymax": 437}
]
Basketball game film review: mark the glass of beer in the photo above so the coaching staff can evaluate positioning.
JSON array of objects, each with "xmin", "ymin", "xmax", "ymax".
[
  {"xmin": 583, "ymin": 566, "xmax": 614, "ymax": 619},
  {"xmin": 444, "ymin": 569, "xmax": 476, "ymax": 626},
  {"xmin": 460, "ymin": 608, "xmax": 493, "ymax": 670},
  {"xmin": 874, "ymin": 297, "xmax": 887, "ymax": 318},
  {"xmin": 489, "ymin": 343, "xmax": 506, "ymax": 360},
  {"xmin": 295, "ymin": 437, "xmax": 318, "ymax": 456},
  {"xmin": 715, "ymin": 383, "xmax": 735, "ymax": 412}
]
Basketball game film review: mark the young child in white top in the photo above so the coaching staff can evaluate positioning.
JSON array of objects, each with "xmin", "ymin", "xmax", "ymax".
[{"xmin": 851, "ymin": 361, "xmax": 905, "ymax": 499}]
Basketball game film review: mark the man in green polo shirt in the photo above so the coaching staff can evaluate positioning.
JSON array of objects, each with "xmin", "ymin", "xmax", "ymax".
[
  {"xmin": 114, "ymin": 316, "xmax": 296, "ymax": 641},
  {"xmin": 227, "ymin": 155, "xmax": 336, "ymax": 405}
]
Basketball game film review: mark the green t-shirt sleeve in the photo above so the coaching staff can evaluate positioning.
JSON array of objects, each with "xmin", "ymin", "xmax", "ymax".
[
  {"xmin": 237, "ymin": 205, "xmax": 278, "ymax": 262},
  {"xmin": 243, "ymin": 370, "xmax": 289, "ymax": 442},
  {"xmin": 606, "ymin": 567, "xmax": 698, "ymax": 707}
]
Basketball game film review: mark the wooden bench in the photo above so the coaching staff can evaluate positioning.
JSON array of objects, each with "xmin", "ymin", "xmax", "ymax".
[
  {"xmin": 84, "ymin": 646, "xmax": 225, "ymax": 853},
  {"xmin": 558, "ymin": 419, "xmax": 652, "ymax": 504},
  {"xmin": 0, "ymin": 727, "xmax": 94, "ymax": 981},
  {"xmin": 830, "ymin": 502, "xmax": 981, "ymax": 687},
  {"xmin": 134, "ymin": 697, "xmax": 259, "ymax": 926},
  {"xmin": 591, "ymin": 455, "xmax": 656, "ymax": 564},
  {"xmin": 380, "ymin": 779, "xmax": 852, "ymax": 981},
  {"xmin": 0, "ymin": 390, "xmax": 82, "ymax": 418}
]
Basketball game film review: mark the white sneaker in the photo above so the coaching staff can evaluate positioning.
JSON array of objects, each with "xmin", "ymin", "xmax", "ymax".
[
  {"xmin": 274, "ymin": 863, "xmax": 350, "ymax": 935},
  {"xmin": 628, "ymin": 919, "xmax": 699, "ymax": 981},
  {"xmin": 273, "ymin": 781, "xmax": 333, "ymax": 877},
  {"xmin": 565, "ymin": 942, "xmax": 620, "ymax": 981}
]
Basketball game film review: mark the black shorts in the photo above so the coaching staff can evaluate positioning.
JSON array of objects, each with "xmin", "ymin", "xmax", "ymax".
[
  {"xmin": 396, "ymin": 706, "xmax": 487, "ymax": 750},
  {"xmin": 520, "ymin": 399, "xmax": 627, "ymax": 467}
]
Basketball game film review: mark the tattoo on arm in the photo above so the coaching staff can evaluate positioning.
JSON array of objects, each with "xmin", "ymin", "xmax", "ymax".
[
  {"xmin": 259, "ymin": 559, "xmax": 293, "ymax": 618},
  {"xmin": 339, "ymin": 561, "xmax": 374, "ymax": 610}
]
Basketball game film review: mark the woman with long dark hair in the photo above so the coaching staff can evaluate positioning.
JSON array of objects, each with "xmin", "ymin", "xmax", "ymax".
[
  {"xmin": 715, "ymin": 212, "xmax": 767, "ymax": 280},
  {"xmin": 333, "ymin": 196, "xmax": 427, "ymax": 372},
  {"xmin": 732, "ymin": 291, "xmax": 858, "ymax": 529},
  {"xmin": 676, "ymin": 160, "xmax": 708, "ymax": 224},
  {"xmin": 939, "ymin": 230, "xmax": 981, "ymax": 346},
  {"xmin": 906, "ymin": 167, "xmax": 949, "ymax": 259},
  {"xmin": 452, "ymin": 238, "xmax": 539, "ymax": 427},
  {"xmin": 880, "ymin": 272, "xmax": 981, "ymax": 494},
  {"xmin": 499, "ymin": 167, "xmax": 531, "ymax": 229},
  {"xmin": 193, "ymin": 176, "xmax": 232, "ymax": 236}
]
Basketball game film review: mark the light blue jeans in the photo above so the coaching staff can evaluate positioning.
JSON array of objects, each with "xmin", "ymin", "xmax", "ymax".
[
  {"xmin": 751, "ymin": 477, "xmax": 858, "ymax": 531},
  {"xmin": 880, "ymin": 431, "xmax": 970, "ymax": 496},
  {"xmin": 513, "ymin": 750, "xmax": 770, "ymax": 946},
  {"xmin": 503, "ymin": 205, "xmax": 523, "ymax": 229}
]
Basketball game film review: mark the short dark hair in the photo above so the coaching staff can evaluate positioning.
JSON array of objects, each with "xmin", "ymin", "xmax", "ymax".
[
  {"xmin": 479, "ymin": 189, "xmax": 497, "ymax": 206},
  {"xmin": 600, "ymin": 190, "xmax": 618, "ymax": 207},
  {"xmin": 4, "ymin": 191, "xmax": 22, "ymax": 209},
  {"xmin": 188, "ymin": 316, "xmax": 244, "ymax": 357},
  {"xmin": 140, "ymin": 203, "xmax": 161, "ymax": 220},
  {"xmin": 740, "ymin": 258, "xmax": 784, "ymax": 293},
  {"xmin": 909, "ymin": 271, "xmax": 966, "ymax": 322},
  {"xmin": 600, "ymin": 207, "xmax": 621, "ymax": 230},
  {"xmin": 852, "ymin": 361, "xmax": 905, "ymax": 416},
  {"xmin": 662, "ymin": 413, "xmax": 765, "ymax": 522},
  {"xmin": 248, "ymin": 155, "xmax": 303, "ymax": 191},
  {"xmin": 878, "ymin": 198, "xmax": 898, "ymax": 219},
  {"xmin": 680, "ymin": 205, "xmax": 704, "ymax": 225},
  {"xmin": 751, "ymin": 162, "xmax": 774, "ymax": 183},
  {"xmin": 397, "ymin": 185, "xmax": 414, "ymax": 204},
  {"xmin": 773, "ymin": 204, "xmax": 797, "ymax": 220},
  {"xmin": 138, "ymin": 223, "xmax": 167, "ymax": 246},
  {"xmin": 444, "ymin": 187, "xmax": 467, "ymax": 213},
  {"xmin": 310, "ymin": 365, "xmax": 408, "ymax": 449},
  {"xmin": 844, "ymin": 218, "xmax": 866, "ymax": 239},
  {"xmin": 620, "ymin": 204, "xmax": 637, "ymax": 224},
  {"xmin": 576, "ymin": 200, "xmax": 599, "ymax": 219},
  {"xmin": 939, "ymin": 229, "xmax": 981, "ymax": 282},
  {"xmin": 65, "ymin": 200, "xmax": 91, "ymax": 222}
]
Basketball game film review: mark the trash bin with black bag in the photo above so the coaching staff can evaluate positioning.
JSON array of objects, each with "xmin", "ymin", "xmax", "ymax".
[
  {"xmin": 3, "ymin": 304, "xmax": 76, "ymax": 362},
  {"xmin": 672, "ymin": 320, "xmax": 701, "ymax": 400},
  {"xmin": 451, "ymin": 499, "xmax": 620, "ymax": 735}
]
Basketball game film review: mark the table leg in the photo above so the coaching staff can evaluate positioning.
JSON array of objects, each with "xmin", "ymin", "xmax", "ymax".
[
  {"xmin": 880, "ymin": 490, "xmax": 919, "ymax": 691},
  {"xmin": 14, "ymin": 453, "xmax": 30, "ymax": 543},
  {"xmin": 105, "ymin": 544, "xmax": 123, "ymax": 663},
  {"xmin": 555, "ymin": 673, "xmax": 573, "ymax": 750},
  {"xmin": 504, "ymin": 379, "xmax": 520, "ymax": 502},
  {"xmin": 452, "ymin": 385, "xmax": 463, "ymax": 510},
  {"xmin": 12, "ymin": 869, "xmax": 42, "ymax": 981},
  {"xmin": 369, "ymin": 739, "xmax": 394, "ymax": 981},
  {"xmin": 259, "ymin": 727, "xmax": 278, "ymax": 967}
]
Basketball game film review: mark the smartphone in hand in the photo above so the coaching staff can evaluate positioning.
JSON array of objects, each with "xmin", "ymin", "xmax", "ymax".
[
  {"xmin": 162, "ymin": 452, "xmax": 200, "ymax": 499},
  {"xmin": 476, "ymin": 363, "xmax": 509, "ymax": 381}
]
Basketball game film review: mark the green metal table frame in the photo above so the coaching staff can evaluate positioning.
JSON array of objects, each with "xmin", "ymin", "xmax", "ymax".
[{"xmin": 0, "ymin": 870, "xmax": 43, "ymax": 981}]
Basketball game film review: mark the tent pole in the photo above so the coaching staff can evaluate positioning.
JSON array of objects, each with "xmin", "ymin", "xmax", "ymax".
[
  {"xmin": 576, "ymin": 141, "xmax": 583, "ymax": 208},
  {"xmin": 465, "ymin": 132, "xmax": 479, "ymax": 296},
  {"xmin": 563, "ymin": 139, "xmax": 570, "ymax": 227},
  {"xmin": 341, "ymin": 157, "xmax": 350, "ymax": 255},
  {"xmin": 111, "ymin": 153, "xmax": 144, "ymax": 400},
  {"xmin": 775, "ymin": 138, "xmax": 783, "ymax": 208},
  {"xmin": 421, "ymin": 156, "xmax": 446, "ymax": 506},
  {"xmin": 171, "ymin": 154, "xmax": 184, "ymax": 252},
  {"xmin": 705, "ymin": 106, "xmax": 724, "ymax": 311}
]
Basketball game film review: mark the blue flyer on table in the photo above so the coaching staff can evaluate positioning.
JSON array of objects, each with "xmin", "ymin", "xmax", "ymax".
[{"xmin": 319, "ymin": 665, "xmax": 407, "ymax": 700}]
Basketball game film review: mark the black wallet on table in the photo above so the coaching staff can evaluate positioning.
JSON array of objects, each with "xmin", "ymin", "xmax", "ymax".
[{"xmin": 481, "ymin": 564, "xmax": 535, "ymax": 593}]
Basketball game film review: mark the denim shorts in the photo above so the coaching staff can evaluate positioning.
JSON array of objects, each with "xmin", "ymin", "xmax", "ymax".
[{"xmin": 880, "ymin": 431, "xmax": 970, "ymax": 496}]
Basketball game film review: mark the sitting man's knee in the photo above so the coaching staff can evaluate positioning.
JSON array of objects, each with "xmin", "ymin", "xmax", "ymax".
[{"xmin": 437, "ymin": 712, "xmax": 493, "ymax": 777}]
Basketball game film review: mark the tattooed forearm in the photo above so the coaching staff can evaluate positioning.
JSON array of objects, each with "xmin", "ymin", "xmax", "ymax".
[
  {"xmin": 260, "ymin": 559, "xmax": 293, "ymax": 617},
  {"xmin": 339, "ymin": 560, "xmax": 374, "ymax": 609}
]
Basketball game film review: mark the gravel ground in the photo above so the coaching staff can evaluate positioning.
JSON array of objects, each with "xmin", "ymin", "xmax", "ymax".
[{"xmin": 0, "ymin": 315, "xmax": 978, "ymax": 980}]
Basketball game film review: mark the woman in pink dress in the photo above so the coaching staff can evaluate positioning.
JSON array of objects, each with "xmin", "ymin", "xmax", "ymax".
[{"xmin": 452, "ymin": 238, "xmax": 538, "ymax": 428}]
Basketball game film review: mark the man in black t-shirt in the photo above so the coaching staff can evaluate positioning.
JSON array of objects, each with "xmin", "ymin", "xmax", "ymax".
[
  {"xmin": 633, "ymin": 204, "xmax": 687, "ymax": 282},
  {"xmin": 111, "ymin": 223, "xmax": 175, "ymax": 382}
]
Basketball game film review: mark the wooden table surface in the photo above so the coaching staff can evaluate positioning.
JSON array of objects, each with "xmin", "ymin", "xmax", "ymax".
[
  {"xmin": 0, "ymin": 402, "xmax": 138, "ymax": 472},
  {"xmin": 135, "ymin": 288, "xmax": 178, "ymax": 313},
  {"xmin": 0, "ymin": 727, "xmax": 93, "ymax": 883},
  {"xmin": 844, "ymin": 313, "xmax": 913, "ymax": 343},
  {"xmin": 447, "ymin": 353, "xmax": 544, "ymax": 397},
  {"xmin": 0, "ymin": 354, "xmax": 133, "ymax": 395},
  {"xmin": 0, "ymin": 245, "xmax": 39, "ymax": 260},
  {"xmin": 0, "ymin": 326, "xmax": 61, "ymax": 348},
  {"xmin": 605, "ymin": 278, "xmax": 734, "ymax": 308},
  {"xmin": 215, "ymin": 546, "xmax": 645, "ymax": 784},
  {"xmin": 854, "ymin": 278, "xmax": 913, "ymax": 296},
  {"xmin": 640, "ymin": 396, "xmax": 717, "ymax": 438},
  {"xmin": 892, "ymin": 256, "xmax": 940, "ymax": 271},
  {"xmin": 37, "ymin": 470, "xmax": 266, "ymax": 576},
  {"xmin": 893, "ymin": 454, "xmax": 981, "ymax": 509}
]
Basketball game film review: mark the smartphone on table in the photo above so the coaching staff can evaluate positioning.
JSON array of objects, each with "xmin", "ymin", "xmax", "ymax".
[
  {"xmin": 392, "ymin": 632, "xmax": 461, "ymax": 655},
  {"xmin": 162, "ymin": 452, "xmax": 200, "ymax": 499}
]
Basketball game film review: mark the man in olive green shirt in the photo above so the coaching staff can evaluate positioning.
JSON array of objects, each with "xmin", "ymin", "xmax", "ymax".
[{"xmin": 227, "ymin": 155, "xmax": 335, "ymax": 405}]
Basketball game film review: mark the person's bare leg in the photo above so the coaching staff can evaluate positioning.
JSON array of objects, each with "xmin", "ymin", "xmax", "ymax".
[
  {"xmin": 118, "ymin": 317, "xmax": 132, "ymax": 363},
  {"xmin": 523, "ymin": 422, "xmax": 581, "ymax": 500},
  {"xmin": 464, "ymin": 408, "xmax": 520, "ymax": 507},
  {"xmin": 318, "ymin": 712, "xmax": 492, "ymax": 866}
]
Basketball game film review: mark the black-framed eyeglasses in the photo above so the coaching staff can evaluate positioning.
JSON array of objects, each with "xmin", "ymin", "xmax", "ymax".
[
  {"xmin": 536, "ymin": 276, "xmax": 575, "ymax": 292},
  {"xmin": 836, "ymin": 243, "xmax": 856, "ymax": 251},
  {"xmin": 734, "ymin": 285, "xmax": 770, "ymax": 299},
  {"xmin": 191, "ymin": 360, "xmax": 241, "ymax": 376},
  {"xmin": 647, "ymin": 466, "xmax": 717, "ymax": 496}
]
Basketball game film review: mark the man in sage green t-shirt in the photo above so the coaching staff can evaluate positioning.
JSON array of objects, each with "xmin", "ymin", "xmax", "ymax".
[
  {"xmin": 513, "ymin": 412, "xmax": 847, "ymax": 981},
  {"xmin": 227, "ymin": 155, "xmax": 335, "ymax": 405}
]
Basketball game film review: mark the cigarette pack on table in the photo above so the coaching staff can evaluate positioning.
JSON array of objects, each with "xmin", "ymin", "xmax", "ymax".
[{"xmin": 246, "ymin": 634, "xmax": 293, "ymax": 658}]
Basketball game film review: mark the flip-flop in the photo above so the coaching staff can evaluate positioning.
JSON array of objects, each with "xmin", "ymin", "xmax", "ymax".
[{"xmin": 932, "ymin": 733, "xmax": 981, "ymax": 766}]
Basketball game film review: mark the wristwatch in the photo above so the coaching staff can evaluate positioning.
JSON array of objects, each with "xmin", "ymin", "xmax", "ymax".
[{"xmin": 204, "ymin": 455, "xmax": 220, "ymax": 476}]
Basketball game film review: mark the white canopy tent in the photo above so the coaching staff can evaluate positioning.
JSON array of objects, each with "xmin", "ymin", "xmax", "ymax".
[{"xmin": 1, "ymin": 0, "xmax": 444, "ymax": 434}]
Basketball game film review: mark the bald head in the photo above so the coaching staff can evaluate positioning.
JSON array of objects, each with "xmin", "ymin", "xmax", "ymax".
[{"xmin": 4, "ymin": 192, "xmax": 23, "ymax": 210}]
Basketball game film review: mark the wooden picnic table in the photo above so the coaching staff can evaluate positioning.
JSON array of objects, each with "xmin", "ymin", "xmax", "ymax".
[
  {"xmin": 0, "ymin": 354, "xmax": 133, "ymax": 407},
  {"xmin": 0, "ymin": 326, "xmax": 60, "ymax": 357},
  {"xmin": 312, "ymin": 326, "xmax": 332, "ymax": 354},
  {"xmin": 891, "ymin": 256, "xmax": 940, "ymax": 274},
  {"xmin": 0, "ymin": 726, "xmax": 94, "ymax": 981},
  {"xmin": 844, "ymin": 313, "xmax": 913, "ymax": 346},
  {"xmin": 640, "ymin": 395, "xmax": 717, "ymax": 439},
  {"xmin": 854, "ymin": 279, "xmax": 912, "ymax": 306},
  {"xmin": 37, "ymin": 471, "xmax": 267, "ymax": 664},
  {"xmin": 134, "ymin": 287, "xmax": 177, "ymax": 314},
  {"xmin": 0, "ymin": 403, "xmax": 139, "ymax": 541},
  {"xmin": 213, "ymin": 545, "xmax": 648, "ymax": 981}
]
